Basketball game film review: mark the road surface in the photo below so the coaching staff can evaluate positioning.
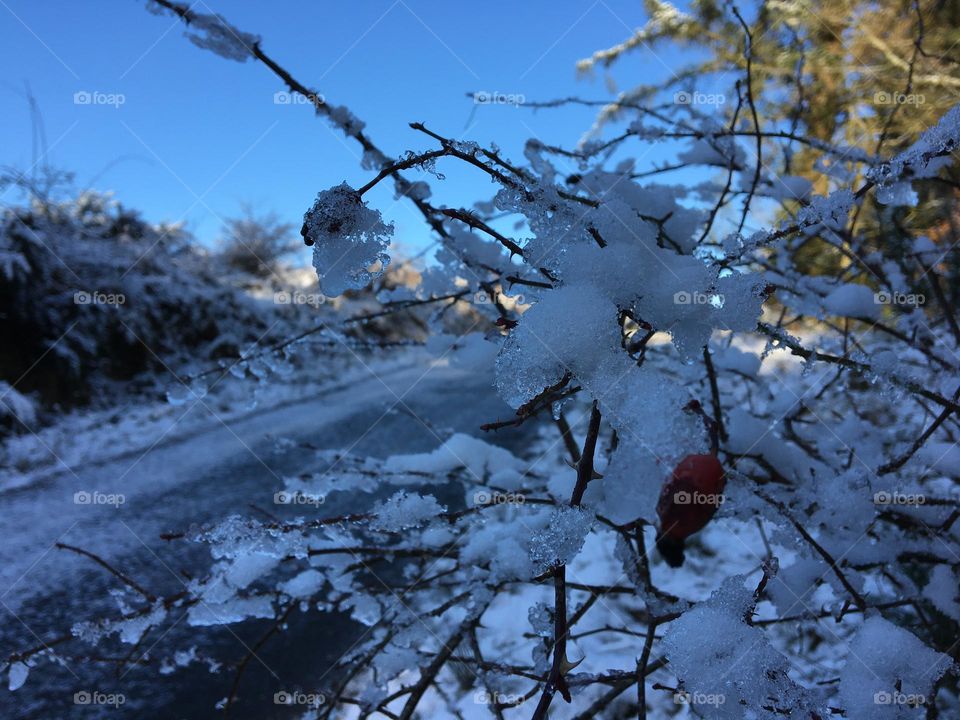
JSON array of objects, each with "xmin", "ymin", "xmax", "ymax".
[{"xmin": 0, "ymin": 358, "xmax": 534, "ymax": 719}]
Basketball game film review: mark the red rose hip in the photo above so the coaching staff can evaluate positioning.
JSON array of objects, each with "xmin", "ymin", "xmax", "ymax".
[{"xmin": 655, "ymin": 454, "xmax": 726, "ymax": 567}]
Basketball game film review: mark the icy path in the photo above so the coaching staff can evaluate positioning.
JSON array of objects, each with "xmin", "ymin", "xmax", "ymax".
[{"xmin": 0, "ymin": 355, "xmax": 526, "ymax": 719}]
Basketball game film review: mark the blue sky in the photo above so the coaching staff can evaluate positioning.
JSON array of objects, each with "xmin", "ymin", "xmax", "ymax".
[{"xmin": 0, "ymin": 0, "xmax": 694, "ymax": 256}]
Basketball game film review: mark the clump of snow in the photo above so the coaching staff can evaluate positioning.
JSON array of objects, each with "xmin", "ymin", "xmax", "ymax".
[
  {"xmin": 383, "ymin": 433, "xmax": 527, "ymax": 482},
  {"xmin": 183, "ymin": 12, "xmax": 260, "ymax": 62},
  {"xmin": 187, "ymin": 596, "xmax": 274, "ymax": 627},
  {"xmin": 7, "ymin": 662, "xmax": 28, "ymax": 692},
  {"xmin": 327, "ymin": 105, "xmax": 366, "ymax": 137},
  {"xmin": 496, "ymin": 283, "xmax": 621, "ymax": 409},
  {"xmin": 303, "ymin": 183, "xmax": 393, "ymax": 297},
  {"xmin": 678, "ymin": 136, "xmax": 744, "ymax": 168},
  {"xmin": 923, "ymin": 565, "xmax": 960, "ymax": 622},
  {"xmin": 838, "ymin": 616, "xmax": 951, "ymax": 720},
  {"xmin": 159, "ymin": 646, "xmax": 200, "ymax": 675},
  {"xmin": 797, "ymin": 189, "xmax": 855, "ymax": 229},
  {"xmin": 919, "ymin": 442, "xmax": 960, "ymax": 477},
  {"xmin": 73, "ymin": 602, "xmax": 169, "ymax": 645},
  {"xmin": 868, "ymin": 104, "xmax": 960, "ymax": 188},
  {"xmin": 370, "ymin": 491, "xmax": 446, "ymax": 532},
  {"xmin": 875, "ymin": 180, "xmax": 917, "ymax": 207},
  {"xmin": 766, "ymin": 557, "xmax": 827, "ymax": 616},
  {"xmin": 528, "ymin": 506, "xmax": 594, "ymax": 572},
  {"xmin": 822, "ymin": 283, "xmax": 880, "ymax": 320},
  {"xmin": 712, "ymin": 344, "xmax": 761, "ymax": 377},
  {"xmin": 663, "ymin": 576, "xmax": 826, "ymax": 718},
  {"xmin": 343, "ymin": 593, "xmax": 382, "ymax": 626},
  {"xmin": 279, "ymin": 569, "xmax": 325, "ymax": 600},
  {"xmin": 461, "ymin": 522, "xmax": 535, "ymax": 582},
  {"xmin": 595, "ymin": 438, "xmax": 673, "ymax": 525}
]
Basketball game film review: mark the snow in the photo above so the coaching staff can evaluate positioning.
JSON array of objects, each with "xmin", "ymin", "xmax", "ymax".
[
  {"xmin": 663, "ymin": 576, "xmax": 826, "ymax": 718},
  {"xmin": 148, "ymin": 2, "xmax": 260, "ymax": 61},
  {"xmin": 495, "ymin": 283, "xmax": 621, "ymax": 409},
  {"xmin": 823, "ymin": 282, "xmax": 881, "ymax": 319},
  {"xmin": 0, "ymin": 351, "xmax": 420, "ymax": 491},
  {"xmin": 712, "ymin": 344, "xmax": 761, "ymax": 377},
  {"xmin": 923, "ymin": 565, "xmax": 960, "ymax": 622},
  {"xmin": 875, "ymin": 180, "xmax": 918, "ymax": 207},
  {"xmin": 370, "ymin": 491, "xmax": 447, "ymax": 532},
  {"xmin": 919, "ymin": 442, "xmax": 960, "ymax": 477},
  {"xmin": 383, "ymin": 433, "xmax": 527, "ymax": 481},
  {"xmin": 838, "ymin": 616, "xmax": 951, "ymax": 720},
  {"xmin": 0, "ymin": 382, "xmax": 36, "ymax": 428},
  {"xmin": 159, "ymin": 647, "xmax": 200, "ymax": 675},
  {"xmin": 594, "ymin": 438, "xmax": 669, "ymax": 525},
  {"xmin": 869, "ymin": 104, "xmax": 960, "ymax": 189},
  {"xmin": 279, "ymin": 569, "xmax": 325, "ymax": 599},
  {"xmin": 183, "ymin": 13, "xmax": 259, "ymax": 61},
  {"xmin": 797, "ymin": 188, "xmax": 855, "ymax": 229},
  {"xmin": 678, "ymin": 136, "xmax": 745, "ymax": 168},
  {"xmin": 664, "ymin": 576, "xmax": 826, "ymax": 720},
  {"xmin": 528, "ymin": 506, "xmax": 594, "ymax": 573},
  {"xmin": 764, "ymin": 174, "xmax": 813, "ymax": 201},
  {"xmin": 7, "ymin": 662, "xmax": 28, "ymax": 692},
  {"xmin": 303, "ymin": 183, "xmax": 393, "ymax": 296},
  {"xmin": 117, "ymin": 604, "xmax": 168, "ymax": 644},
  {"xmin": 766, "ymin": 557, "xmax": 827, "ymax": 616},
  {"xmin": 187, "ymin": 596, "xmax": 275, "ymax": 626},
  {"xmin": 461, "ymin": 523, "xmax": 535, "ymax": 583},
  {"xmin": 220, "ymin": 554, "xmax": 280, "ymax": 594},
  {"xmin": 72, "ymin": 602, "xmax": 169, "ymax": 646}
]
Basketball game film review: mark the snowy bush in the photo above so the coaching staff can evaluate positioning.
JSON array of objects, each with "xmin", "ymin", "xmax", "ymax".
[
  {"xmin": 0, "ymin": 176, "xmax": 425, "ymax": 432},
  {"xmin": 0, "ymin": 179, "xmax": 294, "ymax": 419},
  {"xmin": 217, "ymin": 205, "xmax": 297, "ymax": 278},
  {"xmin": 6, "ymin": 1, "xmax": 960, "ymax": 718}
]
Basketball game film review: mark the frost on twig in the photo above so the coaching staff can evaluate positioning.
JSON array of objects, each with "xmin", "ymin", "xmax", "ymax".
[
  {"xmin": 147, "ymin": 1, "xmax": 260, "ymax": 62},
  {"xmin": 301, "ymin": 183, "xmax": 393, "ymax": 297}
]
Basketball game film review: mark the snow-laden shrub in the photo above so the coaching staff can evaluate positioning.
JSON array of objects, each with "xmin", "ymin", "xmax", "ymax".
[
  {"xmin": 8, "ymin": 2, "xmax": 960, "ymax": 718},
  {"xmin": 216, "ymin": 205, "xmax": 297, "ymax": 278},
  {"xmin": 0, "ymin": 185, "xmax": 281, "ymax": 412}
]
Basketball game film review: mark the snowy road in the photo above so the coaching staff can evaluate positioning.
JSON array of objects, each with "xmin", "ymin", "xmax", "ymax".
[{"xmin": 0, "ymin": 357, "xmax": 532, "ymax": 719}]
